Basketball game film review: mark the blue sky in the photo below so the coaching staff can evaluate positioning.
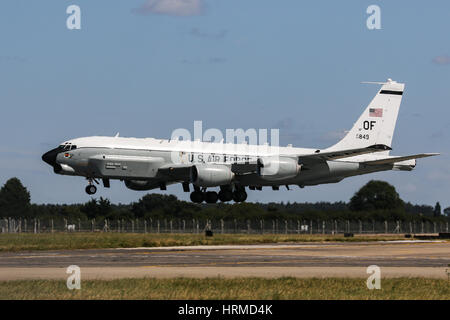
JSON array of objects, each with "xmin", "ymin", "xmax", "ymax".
[{"xmin": 0, "ymin": 0, "xmax": 449, "ymax": 207}]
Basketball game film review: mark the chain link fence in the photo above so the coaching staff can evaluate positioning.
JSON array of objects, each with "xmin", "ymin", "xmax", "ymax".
[{"xmin": 0, "ymin": 217, "xmax": 448, "ymax": 235}]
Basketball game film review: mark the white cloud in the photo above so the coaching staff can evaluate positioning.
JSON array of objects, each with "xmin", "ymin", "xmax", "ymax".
[{"xmin": 134, "ymin": 0, "xmax": 204, "ymax": 16}]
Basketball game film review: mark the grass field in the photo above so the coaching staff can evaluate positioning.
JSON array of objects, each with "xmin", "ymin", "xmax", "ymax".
[
  {"xmin": 0, "ymin": 277, "xmax": 448, "ymax": 300},
  {"xmin": 0, "ymin": 232, "xmax": 409, "ymax": 252}
]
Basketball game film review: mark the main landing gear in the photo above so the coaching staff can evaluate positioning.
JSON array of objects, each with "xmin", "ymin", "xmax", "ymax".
[{"xmin": 189, "ymin": 186, "xmax": 247, "ymax": 204}]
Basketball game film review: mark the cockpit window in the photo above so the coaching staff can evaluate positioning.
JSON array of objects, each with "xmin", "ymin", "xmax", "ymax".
[{"xmin": 58, "ymin": 144, "xmax": 76, "ymax": 151}]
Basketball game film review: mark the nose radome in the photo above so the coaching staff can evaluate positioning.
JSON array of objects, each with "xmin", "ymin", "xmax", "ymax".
[{"xmin": 42, "ymin": 147, "xmax": 60, "ymax": 166}]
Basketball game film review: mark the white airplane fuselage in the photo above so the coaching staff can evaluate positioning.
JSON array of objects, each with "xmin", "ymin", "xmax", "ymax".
[{"xmin": 41, "ymin": 79, "xmax": 437, "ymax": 203}]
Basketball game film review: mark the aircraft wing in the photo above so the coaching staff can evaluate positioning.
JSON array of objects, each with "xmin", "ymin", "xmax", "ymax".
[
  {"xmin": 360, "ymin": 153, "xmax": 439, "ymax": 166},
  {"xmin": 298, "ymin": 144, "xmax": 391, "ymax": 166},
  {"xmin": 229, "ymin": 144, "xmax": 393, "ymax": 174}
]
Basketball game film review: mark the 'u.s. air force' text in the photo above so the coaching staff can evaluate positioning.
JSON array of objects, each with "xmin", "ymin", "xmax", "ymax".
[{"xmin": 178, "ymin": 304, "xmax": 273, "ymax": 317}]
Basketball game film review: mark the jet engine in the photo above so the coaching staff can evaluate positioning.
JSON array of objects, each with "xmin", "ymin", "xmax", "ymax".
[
  {"xmin": 257, "ymin": 156, "xmax": 301, "ymax": 181},
  {"xmin": 191, "ymin": 164, "xmax": 234, "ymax": 187}
]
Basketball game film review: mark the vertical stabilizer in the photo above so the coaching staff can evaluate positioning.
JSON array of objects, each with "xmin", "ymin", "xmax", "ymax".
[{"xmin": 327, "ymin": 79, "xmax": 404, "ymax": 152}]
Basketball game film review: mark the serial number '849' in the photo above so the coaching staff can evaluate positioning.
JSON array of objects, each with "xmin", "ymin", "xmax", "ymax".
[{"xmin": 356, "ymin": 134, "xmax": 370, "ymax": 140}]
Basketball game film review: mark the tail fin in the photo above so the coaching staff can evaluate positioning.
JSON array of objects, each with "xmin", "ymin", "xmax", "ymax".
[{"xmin": 328, "ymin": 79, "xmax": 405, "ymax": 152}]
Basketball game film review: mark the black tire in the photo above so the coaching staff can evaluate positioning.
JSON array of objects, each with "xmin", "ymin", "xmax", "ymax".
[
  {"xmin": 205, "ymin": 191, "xmax": 218, "ymax": 204},
  {"xmin": 85, "ymin": 185, "xmax": 97, "ymax": 195},
  {"xmin": 218, "ymin": 190, "xmax": 233, "ymax": 202},
  {"xmin": 232, "ymin": 190, "xmax": 247, "ymax": 202},
  {"xmin": 239, "ymin": 190, "xmax": 247, "ymax": 202},
  {"xmin": 190, "ymin": 191, "xmax": 204, "ymax": 203}
]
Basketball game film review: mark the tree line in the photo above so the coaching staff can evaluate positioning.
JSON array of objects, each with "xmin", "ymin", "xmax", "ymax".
[{"xmin": 0, "ymin": 177, "xmax": 448, "ymax": 222}]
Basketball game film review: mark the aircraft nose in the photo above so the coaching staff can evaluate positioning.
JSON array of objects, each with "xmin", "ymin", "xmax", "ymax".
[
  {"xmin": 42, "ymin": 148, "xmax": 62, "ymax": 173},
  {"xmin": 42, "ymin": 149, "xmax": 57, "ymax": 166}
]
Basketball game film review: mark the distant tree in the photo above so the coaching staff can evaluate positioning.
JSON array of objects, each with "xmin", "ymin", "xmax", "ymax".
[
  {"xmin": 433, "ymin": 202, "xmax": 441, "ymax": 217},
  {"xmin": 131, "ymin": 194, "xmax": 200, "ymax": 219},
  {"xmin": 349, "ymin": 180, "xmax": 404, "ymax": 212},
  {"xmin": 80, "ymin": 197, "xmax": 112, "ymax": 219},
  {"xmin": 444, "ymin": 207, "xmax": 450, "ymax": 217},
  {"xmin": 0, "ymin": 177, "xmax": 31, "ymax": 217}
]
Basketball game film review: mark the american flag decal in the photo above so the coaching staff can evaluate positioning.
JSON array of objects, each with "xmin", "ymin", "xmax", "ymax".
[{"xmin": 369, "ymin": 108, "xmax": 383, "ymax": 117}]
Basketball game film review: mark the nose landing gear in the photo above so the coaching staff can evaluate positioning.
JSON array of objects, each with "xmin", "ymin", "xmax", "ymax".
[{"xmin": 85, "ymin": 178, "xmax": 98, "ymax": 195}]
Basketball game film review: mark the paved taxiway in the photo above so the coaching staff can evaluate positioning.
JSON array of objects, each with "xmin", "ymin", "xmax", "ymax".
[{"xmin": 0, "ymin": 241, "xmax": 449, "ymax": 280}]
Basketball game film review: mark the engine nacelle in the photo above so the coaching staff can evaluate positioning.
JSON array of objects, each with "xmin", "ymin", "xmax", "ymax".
[
  {"xmin": 124, "ymin": 180, "xmax": 158, "ymax": 191},
  {"xmin": 257, "ymin": 156, "xmax": 300, "ymax": 181},
  {"xmin": 191, "ymin": 164, "xmax": 234, "ymax": 187}
]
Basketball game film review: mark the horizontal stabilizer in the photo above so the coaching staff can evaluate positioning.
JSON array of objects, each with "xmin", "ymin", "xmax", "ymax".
[
  {"xmin": 299, "ymin": 144, "xmax": 391, "ymax": 166},
  {"xmin": 361, "ymin": 153, "xmax": 439, "ymax": 166}
]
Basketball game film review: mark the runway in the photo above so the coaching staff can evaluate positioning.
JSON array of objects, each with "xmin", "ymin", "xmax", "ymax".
[{"xmin": 0, "ymin": 241, "xmax": 449, "ymax": 280}]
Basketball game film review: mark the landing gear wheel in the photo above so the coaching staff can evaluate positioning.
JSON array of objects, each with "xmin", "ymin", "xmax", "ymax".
[
  {"xmin": 85, "ymin": 185, "xmax": 97, "ymax": 195},
  {"xmin": 218, "ymin": 190, "xmax": 233, "ymax": 202},
  {"xmin": 205, "ymin": 191, "xmax": 219, "ymax": 204},
  {"xmin": 232, "ymin": 190, "xmax": 247, "ymax": 203},
  {"xmin": 190, "ymin": 191, "xmax": 204, "ymax": 203}
]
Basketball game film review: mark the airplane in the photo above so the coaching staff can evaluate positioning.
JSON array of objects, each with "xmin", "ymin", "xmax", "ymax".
[{"xmin": 42, "ymin": 79, "xmax": 438, "ymax": 203}]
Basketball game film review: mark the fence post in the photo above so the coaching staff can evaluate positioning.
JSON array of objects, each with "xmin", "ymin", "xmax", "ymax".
[
  {"xmin": 384, "ymin": 221, "xmax": 387, "ymax": 234},
  {"xmin": 150, "ymin": 218, "xmax": 153, "ymax": 233},
  {"xmin": 157, "ymin": 220, "xmax": 160, "ymax": 234},
  {"xmin": 38, "ymin": 219, "xmax": 40, "ymax": 233},
  {"xmin": 284, "ymin": 220, "xmax": 288, "ymax": 234},
  {"xmin": 297, "ymin": 220, "xmax": 300, "ymax": 234},
  {"xmin": 272, "ymin": 220, "xmax": 275, "ymax": 234},
  {"xmin": 247, "ymin": 220, "xmax": 251, "ymax": 234},
  {"xmin": 183, "ymin": 220, "xmax": 186, "ymax": 233},
  {"xmin": 261, "ymin": 220, "xmax": 264, "ymax": 234},
  {"xmin": 24, "ymin": 218, "xmax": 27, "ymax": 233},
  {"xmin": 359, "ymin": 220, "xmax": 362, "ymax": 234},
  {"xmin": 409, "ymin": 222, "xmax": 412, "ymax": 234},
  {"xmin": 51, "ymin": 219, "xmax": 54, "ymax": 233},
  {"xmin": 322, "ymin": 221, "xmax": 325, "ymax": 235},
  {"xmin": 434, "ymin": 222, "xmax": 436, "ymax": 234},
  {"xmin": 34, "ymin": 219, "xmax": 36, "ymax": 234},
  {"xmin": 221, "ymin": 219, "xmax": 224, "ymax": 234},
  {"xmin": 447, "ymin": 222, "xmax": 449, "ymax": 233},
  {"xmin": 91, "ymin": 219, "xmax": 95, "ymax": 232},
  {"xmin": 170, "ymin": 220, "xmax": 173, "ymax": 234},
  {"xmin": 309, "ymin": 220, "xmax": 312, "ymax": 235}
]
